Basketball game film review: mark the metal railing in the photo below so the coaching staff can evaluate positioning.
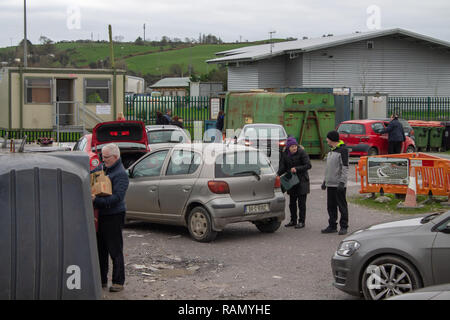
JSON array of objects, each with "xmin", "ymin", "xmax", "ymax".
[{"xmin": 388, "ymin": 97, "xmax": 450, "ymax": 121}]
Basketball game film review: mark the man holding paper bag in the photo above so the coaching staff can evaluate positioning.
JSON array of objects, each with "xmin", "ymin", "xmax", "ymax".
[
  {"xmin": 92, "ymin": 143, "xmax": 129, "ymax": 293},
  {"xmin": 277, "ymin": 137, "xmax": 311, "ymax": 229}
]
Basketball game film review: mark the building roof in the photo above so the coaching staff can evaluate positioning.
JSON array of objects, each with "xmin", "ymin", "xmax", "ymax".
[
  {"xmin": 150, "ymin": 77, "xmax": 190, "ymax": 88},
  {"xmin": 207, "ymin": 28, "xmax": 450, "ymax": 64}
]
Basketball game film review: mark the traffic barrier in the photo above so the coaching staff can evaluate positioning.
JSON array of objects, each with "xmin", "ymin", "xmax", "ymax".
[{"xmin": 356, "ymin": 153, "xmax": 450, "ymax": 198}]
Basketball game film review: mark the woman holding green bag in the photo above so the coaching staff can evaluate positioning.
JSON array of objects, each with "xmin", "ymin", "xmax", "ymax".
[{"xmin": 277, "ymin": 137, "xmax": 311, "ymax": 229}]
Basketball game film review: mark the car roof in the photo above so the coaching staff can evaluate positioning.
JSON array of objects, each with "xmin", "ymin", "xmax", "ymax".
[
  {"xmin": 151, "ymin": 142, "xmax": 257, "ymax": 155},
  {"xmin": 146, "ymin": 125, "xmax": 184, "ymax": 131},
  {"xmin": 340, "ymin": 120, "xmax": 381, "ymax": 124},
  {"xmin": 243, "ymin": 123, "xmax": 284, "ymax": 128}
]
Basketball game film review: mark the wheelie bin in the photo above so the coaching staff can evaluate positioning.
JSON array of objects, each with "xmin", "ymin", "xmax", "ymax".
[
  {"xmin": 408, "ymin": 121, "xmax": 430, "ymax": 151},
  {"xmin": 441, "ymin": 121, "xmax": 450, "ymax": 151},
  {"xmin": 428, "ymin": 122, "xmax": 445, "ymax": 151}
]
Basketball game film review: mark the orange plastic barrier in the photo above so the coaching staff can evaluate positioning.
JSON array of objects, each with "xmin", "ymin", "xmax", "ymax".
[{"xmin": 356, "ymin": 153, "xmax": 450, "ymax": 196}]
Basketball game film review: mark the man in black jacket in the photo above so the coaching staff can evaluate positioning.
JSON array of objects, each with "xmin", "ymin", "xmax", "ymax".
[
  {"xmin": 93, "ymin": 143, "xmax": 129, "ymax": 292},
  {"xmin": 381, "ymin": 114, "xmax": 406, "ymax": 154},
  {"xmin": 277, "ymin": 137, "xmax": 312, "ymax": 229}
]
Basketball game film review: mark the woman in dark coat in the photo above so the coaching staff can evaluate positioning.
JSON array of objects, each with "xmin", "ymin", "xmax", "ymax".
[{"xmin": 277, "ymin": 137, "xmax": 312, "ymax": 229}]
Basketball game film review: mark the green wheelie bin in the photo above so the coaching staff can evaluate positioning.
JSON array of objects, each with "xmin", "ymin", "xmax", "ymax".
[
  {"xmin": 408, "ymin": 121, "xmax": 430, "ymax": 152},
  {"xmin": 429, "ymin": 123, "xmax": 445, "ymax": 151}
]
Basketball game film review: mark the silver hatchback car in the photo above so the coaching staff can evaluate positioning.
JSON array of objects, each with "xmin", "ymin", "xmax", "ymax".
[{"xmin": 125, "ymin": 143, "xmax": 286, "ymax": 242}]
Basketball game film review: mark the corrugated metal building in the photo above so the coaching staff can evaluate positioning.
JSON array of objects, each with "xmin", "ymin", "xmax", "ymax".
[{"xmin": 207, "ymin": 28, "xmax": 450, "ymax": 97}]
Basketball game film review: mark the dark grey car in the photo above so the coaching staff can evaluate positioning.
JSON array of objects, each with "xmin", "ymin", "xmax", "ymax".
[{"xmin": 331, "ymin": 211, "xmax": 450, "ymax": 300}]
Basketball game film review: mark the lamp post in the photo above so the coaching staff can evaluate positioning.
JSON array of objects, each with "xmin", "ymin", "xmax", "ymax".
[{"xmin": 23, "ymin": 0, "xmax": 27, "ymax": 67}]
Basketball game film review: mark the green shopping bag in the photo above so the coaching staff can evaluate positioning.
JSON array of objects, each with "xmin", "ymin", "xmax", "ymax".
[{"xmin": 280, "ymin": 172, "xmax": 300, "ymax": 191}]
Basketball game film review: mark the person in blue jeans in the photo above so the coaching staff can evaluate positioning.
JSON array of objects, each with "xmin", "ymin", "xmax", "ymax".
[{"xmin": 93, "ymin": 143, "xmax": 129, "ymax": 292}]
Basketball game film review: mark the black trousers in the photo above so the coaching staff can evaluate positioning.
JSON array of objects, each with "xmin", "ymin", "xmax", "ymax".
[
  {"xmin": 327, "ymin": 187, "xmax": 348, "ymax": 229},
  {"xmin": 289, "ymin": 193, "xmax": 307, "ymax": 224},
  {"xmin": 97, "ymin": 212, "xmax": 125, "ymax": 286},
  {"xmin": 388, "ymin": 141, "xmax": 403, "ymax": 154}
]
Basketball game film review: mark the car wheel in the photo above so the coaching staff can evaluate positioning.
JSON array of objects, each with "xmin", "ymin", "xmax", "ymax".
[
  {"xmin": 406, "ymin": 146, "xmax": 415, "ymax": 153},
  {"xmin": 361, "ymin": 255, "xmax": 422, "ymax": 300},
  {"xmin": 368, "ymin": 147, "xmax": 378, "ymax": 156},
  {"xmin": 188, "ymin": 207, "xmax": 217, "ymax": 242},
  {"xmin": 255, "ymin": 218, "xmax": 281, "ymax": 233}
]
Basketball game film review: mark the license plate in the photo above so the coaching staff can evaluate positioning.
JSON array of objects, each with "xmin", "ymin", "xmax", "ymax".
[{"xmin": 245, "ymin": 203, "xmax": 270, "ymax": 214}]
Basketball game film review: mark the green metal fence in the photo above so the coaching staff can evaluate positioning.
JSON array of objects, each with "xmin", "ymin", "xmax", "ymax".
[
  {"xmin": 125, "ymin": 95, "xmax": 211, "ymax": 138},
  {"xmin": 0, "ymin": 129, "xmax": 81, "ymax": 143},
  {"xmin": 388, "ymin": 97, "xmax": 450, "ymax": 121}
]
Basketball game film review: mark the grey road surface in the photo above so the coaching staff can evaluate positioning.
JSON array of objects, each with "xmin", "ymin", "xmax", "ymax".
[{"xmin": 102, "ymin": 159, "xmax": 424, "ymax": 300}]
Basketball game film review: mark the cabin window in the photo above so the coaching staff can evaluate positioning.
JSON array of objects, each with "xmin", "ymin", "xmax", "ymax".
[
  {"xmin": 25, "ymin": 78, "xmax": 52, "ymax": 104},
  {"xmin": 85, "ymin": 79, "xmax": 110, "ymax": 104}
]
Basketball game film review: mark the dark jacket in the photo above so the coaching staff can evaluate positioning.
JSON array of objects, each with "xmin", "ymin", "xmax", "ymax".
[
  {"xmin": 93, "ymin": 158, "xmax": 129, "ymax": 216},
  {"xmin": 162, "ymin": 114, "xmax": 171, "ymax": 125},
  {"xmin": 216, "ymin": 115, "xmax": 224, "ymax": 132},
  {"xmin": 277, "ymin": 146, "xmax": 311, "ymax": 195},
  {"xmin": 171, "ymin": 120, "xmax": 184, "ymax": 129},
  {"xmin": 155, "ymin": 114, "xmax": 165, "ymax": 125},
  {"xmin": 381, "ymin": 118, "xmax": 406, "ymax": 142}
]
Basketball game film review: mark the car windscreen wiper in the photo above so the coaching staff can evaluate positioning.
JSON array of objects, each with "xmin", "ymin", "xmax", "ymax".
[
  {"xmin": 232, "ymin": 170, "xmax": 261, "ymax": 180},
  {"xmin": 420, "ymin": 212, "xmax": 442, "ymax": 224}
]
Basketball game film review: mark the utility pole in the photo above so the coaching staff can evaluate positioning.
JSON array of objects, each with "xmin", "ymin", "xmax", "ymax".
[
  {"xmin": 143, "ymin": 24, "xmax": 146, "ymax": 42},
  {"xmin": 23, "ymin": 0, "xmax": 27, "ymax": 67},
  {"xmin": 269, "ymin": 30, "xmax": 276, "ymax": 54}
]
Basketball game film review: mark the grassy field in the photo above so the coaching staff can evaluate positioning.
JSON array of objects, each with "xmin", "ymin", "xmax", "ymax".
[
  {"xmin": 349, "ymin": 193, "xmax": 448, "ymax": 214},
  {"xmin": 124, "ymin": 43, "xmax": 245, "ymax": 75}
]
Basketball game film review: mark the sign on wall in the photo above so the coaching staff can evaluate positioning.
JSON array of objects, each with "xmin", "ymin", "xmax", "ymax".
[
  {"xmin": 96, "ymin": 105, "xmax": 111, "ymax": 115},
  {"xmin": 367, "ymin": 157, "xmax": 409, "ymax": 185},
  {"xmin": 210, "ymin": 98, "xmax": 220, "ymax": 119}
]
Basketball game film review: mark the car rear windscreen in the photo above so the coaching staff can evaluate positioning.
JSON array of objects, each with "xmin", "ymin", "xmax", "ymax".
[
  {"xmin": 95, "ymin": 122, "xmax": 143, "ymax": 143},
  {"xmin": 243, "ymin": 126, "xmax": 287, "ymax": 139},
  {"xmin": 215, "ymin": 151, "xmax": 273, "ymax": 178},
  {"xmin": 148, "ymin": 130, "xmax": 187, "ymax": 144},
  {"xmin": 337, "ymin": 123, "xmax": 366, "ymax": 135}
]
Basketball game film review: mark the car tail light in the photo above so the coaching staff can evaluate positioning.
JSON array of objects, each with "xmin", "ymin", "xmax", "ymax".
[
  {"xmin": 410, "ymin": 129, "xmax": 414, "ymax": 137},
  {"xmin": 90, "ymin": 156, "xmax": 100, "ymax": 170},
  {"xmin": 274, "ymin": 176, "xmax": 281, "ymax": 189},
  {"xmin": 208, "ymin": 181, "xmax": 230, "ymax": 194},
  {"xmin": 279, "ymin": 140, "xmax": 286, "ymax": 147},
  {"xmin": 244, "ymin": 139, "xmax": 252, "ymax": 146}
]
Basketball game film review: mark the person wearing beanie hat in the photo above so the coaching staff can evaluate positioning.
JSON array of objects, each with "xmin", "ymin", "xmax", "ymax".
[
  {"xmin": 277, "ymin": 136, "xmax": 311, "ymax": 229},
  {"xmin": 321, "ymin": 131, "xmax": 349, "ymax": 235}
]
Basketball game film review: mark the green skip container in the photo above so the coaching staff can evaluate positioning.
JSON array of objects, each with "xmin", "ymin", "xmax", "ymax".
[{"xmin": 224, "ymin": 92, "xmax": 336, "ymax": 157}]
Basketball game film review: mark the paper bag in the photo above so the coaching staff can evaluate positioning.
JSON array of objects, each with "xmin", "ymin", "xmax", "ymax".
[{"xmin": 90, "ymin": 170, "xmax": 112, "ymax": 196}]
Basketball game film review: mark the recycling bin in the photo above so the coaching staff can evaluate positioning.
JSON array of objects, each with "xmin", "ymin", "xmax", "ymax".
[{"xmin": 0, "ymin": 151, "xmax": 102, "ymax": 300}]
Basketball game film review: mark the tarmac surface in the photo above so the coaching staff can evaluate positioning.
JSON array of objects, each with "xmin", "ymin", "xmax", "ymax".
[{"xmin": 101, "ymin": 158, "xmax": 425, "ymax": 300}]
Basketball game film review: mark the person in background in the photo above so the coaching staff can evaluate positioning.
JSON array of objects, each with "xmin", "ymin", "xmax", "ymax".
[
  {"xmin": 93, "ymin": 143, "xmax": 129, "ymax": 292},
  {"xmin": 321, "ymin": 131, "xmax": 349, "ymax": 235},
  {"xmin": 277, "ymin": 137, "xmax": 311, "ymax": 229},
  {"xmin": 171, "ymin": 115, "xmax": 184, "ymax": 129},
  {"xmin": 216, "ymin": 111, "xmax": 225, "ymax": 132},
  {"xmin": 117, "ymin": 112, "xmax": 125, "ymax": 121},
  {"xmin": 155, "ymin": 111, "xmax": 165, "ymax": 125},
  {"xmin": 381, "ymin": 114, "xmax": 406, "ymax": 154},
  {"xmin": 163, "ymin": 109, "xmax": 172, "ymax": 125}
]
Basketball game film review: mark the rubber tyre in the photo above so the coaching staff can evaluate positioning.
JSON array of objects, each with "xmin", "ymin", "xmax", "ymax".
[
  {"xmin": 187, "ymin": 207, "xmax": 218, "ymax": 242},
  {"xmin": 368, "ymin": 147, "xmax": 378, "ymax": 156},
  {"xmin": 361, "ymin": 255, "xmax": 422, "ymax": 300},
  {"xmin": 406, "ymin": 146, "xmax": 415, "ymax": 153},
  {"xmin": 255, "ymin": 219, "xmax": 281, "ymax": 233}
]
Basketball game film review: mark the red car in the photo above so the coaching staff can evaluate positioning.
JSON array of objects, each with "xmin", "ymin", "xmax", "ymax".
[
  {"xmin": 336, "ymin": 120, "xmax": 416, "ymax": 156},
  {"xmin": 73, "ymin": 120, "xmax": 149, "ymax": 171}
]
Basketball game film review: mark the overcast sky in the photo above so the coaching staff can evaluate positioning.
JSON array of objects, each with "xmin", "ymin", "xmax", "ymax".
[{"xmin": 0, "ymin": 0, "xmax": 449, "ymax": 47}]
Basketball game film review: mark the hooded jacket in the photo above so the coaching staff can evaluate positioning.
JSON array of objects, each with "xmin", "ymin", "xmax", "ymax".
[{"xmin": 324, "ymin": 141, "xmax": 349, "ymax": 187}]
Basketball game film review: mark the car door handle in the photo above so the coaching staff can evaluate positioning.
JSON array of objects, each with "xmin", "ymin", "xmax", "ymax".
[
  {"xmin": 148, "ymin": 186, "xmax": 157, "ymax": 193},
  {"xmin": 182, "ymin": 186, "xmax": 192, "ymax": 192}
]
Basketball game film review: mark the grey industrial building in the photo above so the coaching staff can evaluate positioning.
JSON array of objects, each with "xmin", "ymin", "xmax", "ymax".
[{"xmin": 207, "ymin": 28, "xmax": 450, "ymax": 97}]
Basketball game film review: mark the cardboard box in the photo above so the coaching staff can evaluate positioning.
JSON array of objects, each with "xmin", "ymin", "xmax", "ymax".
[{"xmin": 90, "ymin": 171, "xmax": 112, "ymax": 196}]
